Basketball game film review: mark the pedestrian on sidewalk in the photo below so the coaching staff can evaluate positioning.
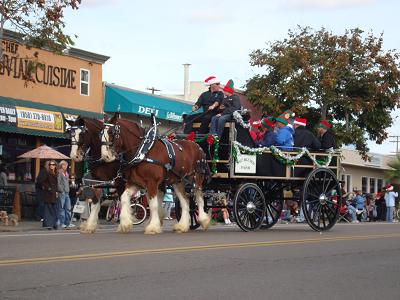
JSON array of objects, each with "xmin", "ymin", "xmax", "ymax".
[
  {"xmin": 36, "ymin": 160, "xmax": 58, "ymax": 230},
  {"xmin": 57, "ymin": 161, "xmax": 75, "ymax": 229},
  {"xmin": 384, "ymin": 184, "xmax": 398, "ymax": 222},
  {"xmin": 163, "ymin": 187, "xmax": 174, "ymax": 220},
  {"xmin": 0, "ymin": 165, "xmax": 8, "ymax": 186}
]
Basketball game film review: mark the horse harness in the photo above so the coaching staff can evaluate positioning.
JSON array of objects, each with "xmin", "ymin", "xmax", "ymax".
[{"xmin": 118, "ymin": 116, "xmax": 185, "ymax": 181}]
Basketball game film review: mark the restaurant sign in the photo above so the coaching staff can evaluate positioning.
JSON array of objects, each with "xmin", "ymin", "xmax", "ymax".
[
  {"xmin": 0, "ymin": 104, "xmax": 17, "ymax": 125},
  {"xmin": 16, "ymin": 107, "xmax": 64, "ymax": 133}
]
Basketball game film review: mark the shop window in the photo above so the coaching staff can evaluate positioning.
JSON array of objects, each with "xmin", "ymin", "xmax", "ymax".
[
  {"xmin": 346, "ymin": 175, "xmax": 352, "ymax": 193},
  {"xmin": 361, "ymin": 177, "xmax": 368, "ymax": 194},
  {"xmin": 341, "ymin": 174, "xmax": 352, "ymax": 193},
  {"xmin": 377, "ymin": 179, "xmax": 384, "ymax": 192},
  {"xmin": 80, "ymin": 69, "xmax": 90, "ymax": 96},
  {"xmin": 369, "ymin": 178, "xmax": 376, "ymax": 194},
  {"xmin": 17, "ymin": 138, "xmax": 27, "ymax": 145}
]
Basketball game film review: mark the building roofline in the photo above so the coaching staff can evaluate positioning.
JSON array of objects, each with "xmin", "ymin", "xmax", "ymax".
[{"xmin": 2, "ymin": 28, "xmax": 109, "ymax": 64}]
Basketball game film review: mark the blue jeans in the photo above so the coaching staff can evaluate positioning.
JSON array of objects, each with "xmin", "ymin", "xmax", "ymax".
[
  {"xmin": 58, "ymin": 192, "xmax": 72, "ymax": 226},
  {"xmin": 348, "ymin": 205, "xmax": 357, "ymax": 221},
  {"xmin": 386, "ymin": 206, "xmax": 394, "ymax": 222},
  {"xmin": 210, "ymin": 114, "xmax": 232, "ymax": 137}
]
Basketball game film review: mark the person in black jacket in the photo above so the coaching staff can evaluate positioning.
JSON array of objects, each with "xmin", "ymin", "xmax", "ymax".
[
  {"xmin": 209, "ymin": 79, "xmax": 241, "ymax": 138},
  {"xmin": 183, "ymin": 76, "xmax": 224, "ymax": 134},
  {"xmin": 293, "ymin": 117, "xmax": 321, "ymax": 149},
  {"xmin": 36, "ymin": 160, "xmax": 59, "ymax": 230},
  {"xmin": 318, "ymin": 119, "xmax": 336, "ymax": 149}
]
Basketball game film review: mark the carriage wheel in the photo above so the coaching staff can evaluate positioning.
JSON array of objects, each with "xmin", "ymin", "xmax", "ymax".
[
  {"xmin": 174, "ymin": 197, "xmax": 201, "ymax": 230},
  {"xmin": 262, "ymin": 198, "xmax": 283, "ymax": 229},
  {"xmin": 262, "ymin": 183, "xmax": 284, "ymax": 229},
  {"xmin": 302, "ymin": 168, "xmax": 341, "ymax": 232},
  {"xmin": 234, "ymin": 183, "xmax": 266, "ymax": 232}
]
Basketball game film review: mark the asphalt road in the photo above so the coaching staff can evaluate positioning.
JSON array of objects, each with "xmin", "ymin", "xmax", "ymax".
[{"xmin": 0, "ymin": 222, "xmax": 399, "ymax": 300}]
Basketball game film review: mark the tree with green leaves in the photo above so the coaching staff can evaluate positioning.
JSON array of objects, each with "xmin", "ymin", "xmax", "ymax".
[
  {"xmin": 385, "ymin": 156, "xmax": 400, "ymax": 183},
  {"xmin": 0, "ymin": 0, "xmax": 81, "ymax": 81},
  {"xmin": 246, "ymin": 26, "xmax": 400, "ymax": 156}
]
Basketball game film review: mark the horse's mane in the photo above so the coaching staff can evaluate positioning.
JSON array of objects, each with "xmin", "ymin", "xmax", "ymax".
[
  {"xmin": 81, "ymin": 117, "xmax": 103, "ymax": 132},
  {"xmin": 117, "ymin": 119, "xmax": 144, "ymax": 137}
]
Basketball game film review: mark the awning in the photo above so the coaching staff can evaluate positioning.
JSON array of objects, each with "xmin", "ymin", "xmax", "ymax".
[
  {"xmin": 104, "ymin": 83, "xmax": 193, "ymax": 122},
  {"xmin": 0, "ymin": 96, "xmax": 103, "ymax": 138}
]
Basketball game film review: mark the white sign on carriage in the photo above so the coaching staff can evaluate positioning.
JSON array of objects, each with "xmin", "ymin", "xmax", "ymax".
[{"xmin": 234, "ymin": 153, "xmax": 256, "ymax": 174}]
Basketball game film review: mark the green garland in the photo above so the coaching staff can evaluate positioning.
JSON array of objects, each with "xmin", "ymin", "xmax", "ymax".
[
  {"xmin": 232, "ymin": 141, "xmax": 335, "ymax": 168},
  {"xmin": 194, "ymin": 135, "xmax": 220, "ymax": 174}
]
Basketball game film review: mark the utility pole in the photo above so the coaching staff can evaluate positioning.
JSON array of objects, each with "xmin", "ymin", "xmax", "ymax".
[
  {"xmin": 389, "ymin": 135, "xmax": 400, "ymax": 154},
  {"xmin": 146, "ymin": 87, "xmax": 160, "ymax": 94}
]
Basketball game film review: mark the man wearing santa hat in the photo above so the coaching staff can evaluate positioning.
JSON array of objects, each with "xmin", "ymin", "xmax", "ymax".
[
  {"xmin": 183, "ymin": 76, "xmax": 224, "ymax": 134},
  {"xmin": 293, "ymin": 117, "xmax": 321, "ymax": 149}
]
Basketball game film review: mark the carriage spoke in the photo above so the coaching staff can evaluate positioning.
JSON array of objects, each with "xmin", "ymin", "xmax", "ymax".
[
  {"xmin": 321, "ymin": 206, "xmax": 327, "ymax": 228},
  {"xmin": 323, "ymin": 177, "xmax": 334, "ymax": 194}
]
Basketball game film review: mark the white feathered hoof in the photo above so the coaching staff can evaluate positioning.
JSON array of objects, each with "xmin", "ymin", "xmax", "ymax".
[
  {"xmin": 80, "ymin": 222, "xmax": 97, "ymax": 234},
  {"xmin": 144, "ymin": 224, "xmax": 162, "ymax": 235},
  {"xmin": 199, "ymin": 215, "xmax": 211, "ymax": 231},
  {"xmin": 173, "ymin": 223, "xmax": 189, "ymax": 233},
  {"xmin": 117, "ymin": 221, "xmax": 133, "ymax": 233}
]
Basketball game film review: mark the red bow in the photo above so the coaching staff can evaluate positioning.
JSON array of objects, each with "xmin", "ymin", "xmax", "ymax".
[
  {"xmin": 206, "ymin": 134, "xmax": 214, "ymax": 145},
  {"xmin": 187, "ymin": 131, "xmax": 196, "ymax": 141}
]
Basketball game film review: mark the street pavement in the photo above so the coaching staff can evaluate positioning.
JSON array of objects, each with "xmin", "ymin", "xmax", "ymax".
[{"xmin": 0, "ymin": 220, "xmax": 399, "ymax": 300}]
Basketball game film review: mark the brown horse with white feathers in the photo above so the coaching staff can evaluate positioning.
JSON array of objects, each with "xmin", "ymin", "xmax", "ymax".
[{"xmin": 101, "ymin": 114, "xmax": 211, "ymax": 234}]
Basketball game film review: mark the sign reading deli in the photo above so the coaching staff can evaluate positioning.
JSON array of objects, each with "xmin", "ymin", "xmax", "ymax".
[{"xmin": 16, "ymin": 107, "xmax": 64, "ymax": 133}]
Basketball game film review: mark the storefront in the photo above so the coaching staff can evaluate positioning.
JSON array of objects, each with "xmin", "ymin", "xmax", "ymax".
[
  {"xmin": 0, "ymin": 29, "xmax": 108, "ymax": 218},
  {"xmin": 341, "ymin": 149, "xmax": 394, "ymax": 194}
]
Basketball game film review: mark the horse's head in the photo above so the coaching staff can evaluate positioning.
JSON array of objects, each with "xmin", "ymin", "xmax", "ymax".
[
  {"xmin": 101, "ymin": 114, "xmax": 144, "ymax": 162},
  {"xmin": 67, "ymin": 117, "xmax": 102, "ymax": 162},
  {"xmin": 101, "ymin": 113, "xmax": 121, "ymax": 162}
]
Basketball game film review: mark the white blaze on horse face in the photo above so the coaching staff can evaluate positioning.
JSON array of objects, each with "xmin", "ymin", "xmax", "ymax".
[
  {"xmin": 101, "ymin": 125, "xmax": 116, "ymax": 162},
  {"xmin": 70, "ymin": 128, "xmax": 83, "ymax": 162}
]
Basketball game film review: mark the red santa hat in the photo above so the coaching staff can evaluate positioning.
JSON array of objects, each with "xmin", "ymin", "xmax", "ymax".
[
  {"xmin": 294, "ymin": 117, "xmax": 307, "ymax": 126},
  {"xmin": 204, "ymin": 76, "xmax": 220, "ymax": 86},
  {"xmin": 251, "ymin": 120, "xmax": 262, "ymax": 128},
  {"xmin": 386, "ymin": 184, "xmax": 394, "ymax": 191}
]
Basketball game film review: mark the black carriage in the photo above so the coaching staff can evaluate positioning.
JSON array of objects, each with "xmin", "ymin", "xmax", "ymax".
[{"xmin": 177, "ymin": 115, "xmax": 342, "ymax": 232}]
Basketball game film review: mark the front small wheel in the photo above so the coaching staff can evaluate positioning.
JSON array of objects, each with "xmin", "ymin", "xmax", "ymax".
[
  {"xmin": 234, "ymin": 183, "xmax": 266, "ymax": 232},
  {"xmin": 131, "ymin": 203, "xmax": 147, "ymax": 225}
]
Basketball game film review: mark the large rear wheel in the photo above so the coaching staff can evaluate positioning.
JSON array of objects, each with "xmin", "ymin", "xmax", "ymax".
[
  {"xmin": 302, "ymin": 168, "xmax": 341, "ymax": 231},
  {"xmin": 262, "ymin": 183, "xmax": 284, "ymax": 229},
  {"xmin": 234, "ymin": 183, "xmax": 266, "ymax": 232}
]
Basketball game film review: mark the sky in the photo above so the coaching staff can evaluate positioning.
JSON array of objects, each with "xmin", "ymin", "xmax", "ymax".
[{"xmin": 59, "ymin": 0, "xmax": 400, "ymax": 154}]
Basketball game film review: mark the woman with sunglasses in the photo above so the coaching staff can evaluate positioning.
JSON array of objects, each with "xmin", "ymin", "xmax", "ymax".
[{"xmin": 36, "ymin": 160, "xmax": 59, "ymax": 230}]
